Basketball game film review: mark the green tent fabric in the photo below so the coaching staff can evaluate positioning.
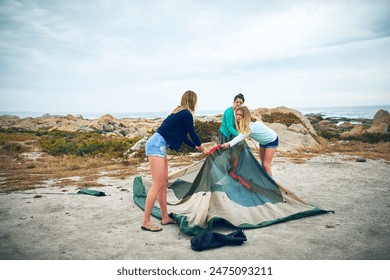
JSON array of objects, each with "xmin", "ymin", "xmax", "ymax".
[
  {"xmin": 133, "ymin": 142, "xmax": 329, "ymax": 236},
  {"xmin": 77, "ymin": 189, "xmax": 106, "ymax": 196}
]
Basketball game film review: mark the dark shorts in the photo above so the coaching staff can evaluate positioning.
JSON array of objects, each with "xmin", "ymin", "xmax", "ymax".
[
  {"xmin": 260, "ymin": 136, "xmax": 279, "ymax": 148},
  {"xmin": 219, "ymin": 132, "xmax": 234, "ymax": 144}
]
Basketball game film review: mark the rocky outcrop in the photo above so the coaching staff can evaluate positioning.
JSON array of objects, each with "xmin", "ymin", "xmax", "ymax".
[
  {"xmin": 308, "ymin": 109, "xmax": 390, "ymax": 139},
  {"xmin": 365, "ymin": 109, "xmax": 390, "ymax": 134},
  {"xmin": 251, "ymin": 107, "xmax": 320, "ymax": 152},
  {"xmin": 341, "ymin": 125, "xmax": 366, "ymax": 138},
  {"xmin": 267, "ymin": 123, "xmax": 319, "ymax": 152},
  {"xmin": 253, "ymin": 106, "xmax": 317, "ymax": 135},
  {"xmin": 124, "ymin": 136, "xmax": 149, "ymax": 156},
  {"xmin": 0, "ymin": 113, "xmax": 161, "ymax": 138},
  {"xmin": 0, "ymin": 107, "xmax": 324, "ymax": 152}
]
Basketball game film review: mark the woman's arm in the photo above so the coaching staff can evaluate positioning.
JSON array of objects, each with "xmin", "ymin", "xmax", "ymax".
[
  {"xmin": 183, "ymin": 110, "xmax": 202, "ymax": 147},
  {"xmin": 221, "ymin": 133, "xmax": 246, "ymax": 149},
  {"xmin": 225, "ymin": 109, "xmax": 239, "ymax": 136}
]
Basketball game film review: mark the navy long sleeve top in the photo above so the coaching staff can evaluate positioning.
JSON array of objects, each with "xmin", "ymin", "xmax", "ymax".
[{"xmin": 157, "ymin": 109, "xmax": 202, "ymax": 152}]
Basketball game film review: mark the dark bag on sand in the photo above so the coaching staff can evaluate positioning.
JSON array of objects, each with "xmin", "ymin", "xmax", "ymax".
[{"xmin": 190, "ymin": 230, "xmax": 247, "ymax": 251}]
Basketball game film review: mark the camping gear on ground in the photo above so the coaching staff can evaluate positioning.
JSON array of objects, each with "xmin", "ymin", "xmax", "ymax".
[
  {"xmin": 190, "ymin": 229, "xmax": 247, "ymax": 251},
  {"xmin": 133, "ymin": 142, "xmax": 329, "ymax": 236},
  {"xmin": 77, "ymin": 189, "xmax": 106, "ymax": 197}
]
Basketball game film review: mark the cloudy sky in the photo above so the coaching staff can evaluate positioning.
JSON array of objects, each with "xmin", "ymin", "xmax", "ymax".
[{"xmin": 1, "ymin": 0, "xmax": 389, "ymax": 115}]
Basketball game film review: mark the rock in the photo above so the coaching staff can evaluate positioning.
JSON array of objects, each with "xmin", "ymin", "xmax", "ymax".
[
  {"xmin": 253, "ymin": 106, "xmax": 317, "ymax": 135},
  {"xmin": 98, "ymin": 114, "xmax": 118, "ymax": 123},
  {"xmin": 268, "ymin": 123, "xmax": 319, "ymax": 152},
  {"xmin": 130, "ymin": 136, "xmax": 148, "ymax": 152},
  {"xmin": 250, "ymin": 107, "xmax": 320, "ymax": 151},
  {"xmin": 341, "ymin": 125, "xmax": 366, "ymax": 138},
  {"xmin": 102, "ymin": 123, "xmax": 115, "ymax": 132},
  {"xmin": 65, "ymin": 114, "xmax": 78, "ymax": 121},
  {"xmin": 365, "ymin": 109, "xmax": 389, "ymax": 134},
  {"xmin": 0, "ymin": 115, "xmax": 20, "ymax": 126},
  {"xmin": 335, "ymin": 109, "xmax": 389, "ymax": 138},
  {"xmin": 365, "ymin": 123, "xmax": 388, "ymax": 134},
  {"xmin": 372, "ymin": 109, "xmax": 390, "ymax": 126},
  {"xmin": 318, "ymin": 119, "xmax": 333, "ymax": 126},
  {"xmin": 356, "ymin": 157, "xmax": 367, "ymax": 163},
  {"xmin": 306, "ymin": 115, "xmax": 323, "ymax": 124},
  {"xmin": 338, "ymin": 122, "xmax": 355, "ymax": 130},
  {"xmin": 124, "ymin": 136, "xmax": 149, "ymax": 156},
  {"xmin": 287, "ymin": 123, "xmax": 308, "ymax": 135}
]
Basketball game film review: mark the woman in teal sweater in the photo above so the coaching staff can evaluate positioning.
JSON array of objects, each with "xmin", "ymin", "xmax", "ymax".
[{"xmin": 219, "ymin": 93, "xmax": 245, "ymax": 144}]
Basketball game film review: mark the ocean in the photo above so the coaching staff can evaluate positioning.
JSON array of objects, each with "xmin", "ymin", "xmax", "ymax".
[
  {"xmin": 1, "ymin": 105, "xmax": 389, "ymax": 120},
  {"xmin": 296, "ymin": 105, "xmax": 390, "ymax": 120}
]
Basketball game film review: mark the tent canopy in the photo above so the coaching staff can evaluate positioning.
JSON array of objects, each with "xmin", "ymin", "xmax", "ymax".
[{"xmin": 133, "ymin": 142, "xmax": 328, "ymax": 236}]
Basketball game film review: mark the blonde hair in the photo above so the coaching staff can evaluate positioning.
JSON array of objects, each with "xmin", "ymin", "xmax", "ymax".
[
  {"xmin": 171, "ymin": 90, "xmax": 198, "ymax": 114},
  {"xmin": 235, "ymin": 106, "xmax": 257, "ymax": 134}
]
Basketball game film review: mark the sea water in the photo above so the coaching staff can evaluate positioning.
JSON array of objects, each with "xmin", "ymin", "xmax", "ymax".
[
  {"xmin": 1, "ymin": 105, "xmax": 389, "ymax": 120},
  {"xmin": 296, "ymin": 105, "xmax": 390, "ymax": 120}
]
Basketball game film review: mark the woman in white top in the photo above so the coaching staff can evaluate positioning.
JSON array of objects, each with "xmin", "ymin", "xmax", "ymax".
[{"xmin": 221, "ymin": 106, "xmax": 279, "ymax": 177}]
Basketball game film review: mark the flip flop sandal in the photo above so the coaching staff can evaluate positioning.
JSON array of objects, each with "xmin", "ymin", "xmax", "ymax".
[{"xmin": 141, "ymin": 224, "xmax": 162, "ymax": 232}]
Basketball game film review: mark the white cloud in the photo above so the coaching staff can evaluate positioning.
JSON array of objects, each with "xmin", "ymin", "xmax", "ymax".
[{"xmin": 1, "ymin": 0, "xmax": 389, "ymax": 114}]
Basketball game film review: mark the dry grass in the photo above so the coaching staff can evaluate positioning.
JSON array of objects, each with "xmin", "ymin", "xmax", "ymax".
[
  {"xmin": 277, "ymin": 137, "xmax": 390, "ymax": 162},
  {"xmin": 0, "ymin": 144, "xmax": 141, "ymax": 192}
]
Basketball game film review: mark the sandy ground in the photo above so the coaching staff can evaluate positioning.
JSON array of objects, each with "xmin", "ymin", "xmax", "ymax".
[{"xmin": 0, "ymin": 153, "xmax": 389, "ymax": 260}]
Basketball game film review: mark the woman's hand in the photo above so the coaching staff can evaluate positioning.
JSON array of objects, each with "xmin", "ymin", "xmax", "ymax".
[
  {"xmin": 221, "ymin": 143, "xmax": 230, "ymax": 149},
  {"xmin": 196, "ymin": 145, "xmax": 209, "ymax": 155}
]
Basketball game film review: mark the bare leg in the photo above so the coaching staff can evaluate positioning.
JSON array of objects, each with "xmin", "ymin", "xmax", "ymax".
[
  {"xmin": 156, "ymin": 157, "xmax": 175, "ymax": 224},
  {"xmin": 143, "ymin": 156, "xmax": 167, "ymax": 229},
  {"xmin": 260, "ymin": 147, "xmax": 276, "ymax": 177}
]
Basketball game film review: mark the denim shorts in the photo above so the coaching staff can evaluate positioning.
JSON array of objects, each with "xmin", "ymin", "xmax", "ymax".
[
  {"xmin": 145, "ymin": 132, "xmax": 169, "ymax": 157},
  {"xmin": 260, "ymin": 136, "xmax": 279, "ymax": 149}
]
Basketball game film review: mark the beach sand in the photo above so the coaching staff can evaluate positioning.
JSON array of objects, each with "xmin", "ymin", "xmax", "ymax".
[{"xmin": 0, "ymin": 153, "xmax": 389, "ymax": 260}]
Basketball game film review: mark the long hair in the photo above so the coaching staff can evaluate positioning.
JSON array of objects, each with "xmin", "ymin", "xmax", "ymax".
[
  {"xmin": 235, "ymin": 106, "xmax": 256, "ymax": 134},
  {"xmin": 171, "ymin": 90, "xmax": 197, "ymax": 114}
]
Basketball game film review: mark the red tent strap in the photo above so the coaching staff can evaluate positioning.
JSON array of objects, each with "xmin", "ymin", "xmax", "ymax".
[
  {"xmin": 229, "ymin": 157, "xmax": 252, "ymax": 189},
  {"xmin": 207, "ymin": 144, "xmax": 221, "ymax": 155}
]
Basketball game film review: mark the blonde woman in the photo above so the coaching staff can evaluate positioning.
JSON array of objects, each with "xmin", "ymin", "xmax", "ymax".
[
  {"xmin": 221, "ymin": 106, "xmax": 279, "ymax": 177},
  {"xmin": 141, "ymin": 90, "xmax": 208, "ymax": 232}
]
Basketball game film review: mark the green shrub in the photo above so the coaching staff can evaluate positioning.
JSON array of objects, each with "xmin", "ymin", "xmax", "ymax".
[
  {"xmin": 176, "ymin": 120, "xmax": 220, "ymax": 154},
  {"xmin": 345, "ymin": 133, "xmax": 390, "ymax": 143},
  {"xmin": 319, "ymin": 130, "xmax": 341, "ymax": 140},
  {"xmin": 0, "ymin": 131, "xmax": 36, "ymax": 154},
  {"xmin": 2, "ymin": 142, "xmax": 24, "ymax": 153},
  {"xmin": 194, "ymin": 120, "xmax": 220, "ymax": 142},
  {"xmin": 39, "ymin": 130, "xmax": 140, "ymax": 157},
  {"xmin": 0, "ymin": 130, "xmax": 36, "ymax": 141}
]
